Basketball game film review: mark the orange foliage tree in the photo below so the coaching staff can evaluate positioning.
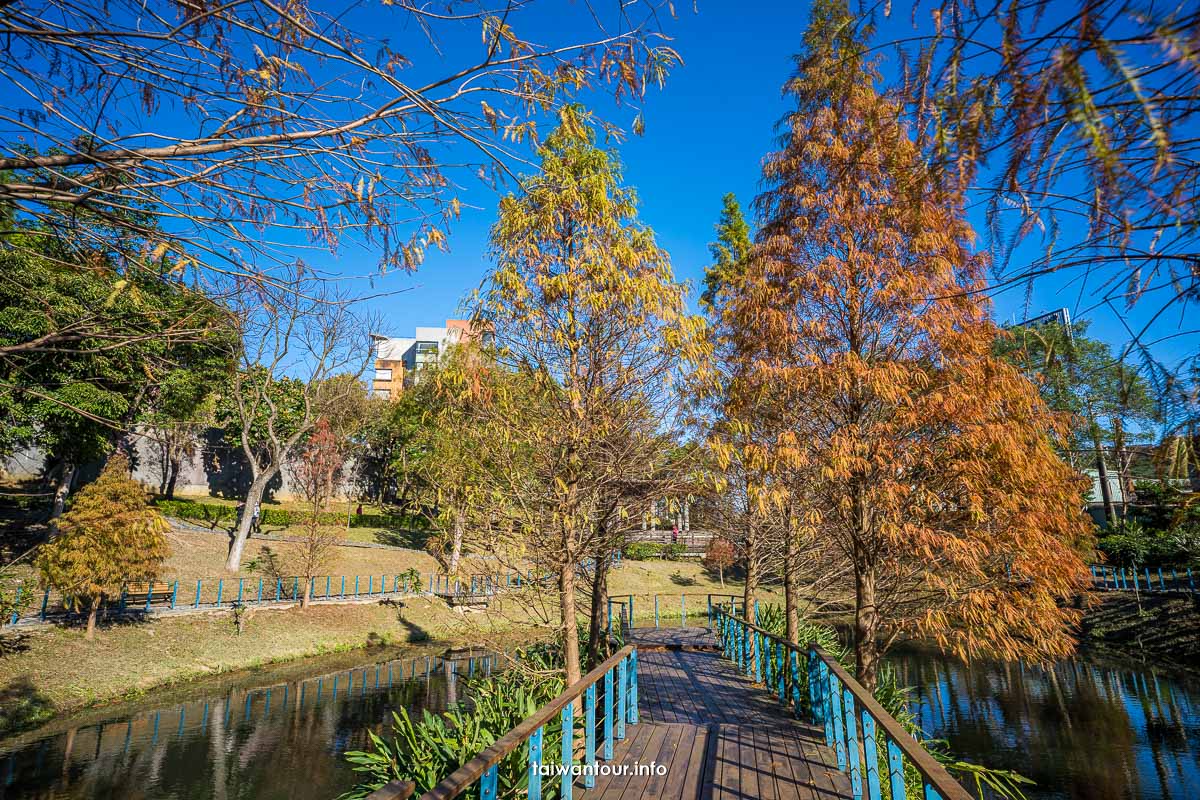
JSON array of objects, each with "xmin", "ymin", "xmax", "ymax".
[{"xmin": 719, "ymin": 3, "xmax": 1094, "ymax": 690}]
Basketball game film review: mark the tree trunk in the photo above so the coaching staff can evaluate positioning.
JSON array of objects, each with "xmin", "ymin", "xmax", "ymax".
[
  {"xmin": 85, "ymin": 596, "xmax": 99, "ymax": 640},
  {"xmin": 718, "ymin": 565, "xmax": 725, "ymax": 588},
  {"xmin": 586, "ymin": 550, "xmax": 610, "ymax": 670},
  {"xmin": 853, "ymin": 563, "xmax": 880, "ymax": 692},
  {"xmin": 226, "ymin": 469, "xmax": 276, "ymax": 571},
  {"xmin": 784, "ymin": 522, "xmax": 800, "ymax": 645},
  {"xmin": 448, "ymin": 510, "xmax": 464, "ymax": 575},
  {"xmin": 559, "ymin": 564, "xmax": 581, "ymax": 686},
  {"xmin": 1093, "ymin": 431, "xmax": 1117, "ymax": 528},
  {"xmin": 301, "ymin": 578, "xmax": 311, "ymax": 609},
  {"xmin": 50, "ymin": 461, "xmax": 76, "ymax": 522},
  {"xmin": 165, "ymin": 456, "xmax": 181, "ymax": 500},
  {"xmin": 742, "ymin": 518, "xmax": 759, "ymax": 624}
]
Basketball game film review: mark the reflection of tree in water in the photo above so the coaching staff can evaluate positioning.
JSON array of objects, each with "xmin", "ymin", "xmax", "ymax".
[
  {"xmin": 888, "ymin": 647, "xmax": 1200, "ymax": 800},
  {"xmin": 0, "ymin": 652, "xmax": 496, "ymax": 800}
]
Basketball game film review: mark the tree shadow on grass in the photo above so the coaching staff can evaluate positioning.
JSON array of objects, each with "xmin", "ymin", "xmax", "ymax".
[
  {"xmin": 373, "ymin": 527, "xmax": 433, "ymax": 550},
  {"xmin": 381, "ymin": 598, "xmax": 431, "ymax": 643},
  {"xmin": 0, "ymin": 675, "xmax": 55, "ymax": 737},
  {"xmin": 669, "ymin": 571, "xmax": 699, "ymax": 587}
]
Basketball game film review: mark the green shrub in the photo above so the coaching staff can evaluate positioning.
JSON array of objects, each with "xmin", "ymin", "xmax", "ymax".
[
  {"xmin": 661, "ymin": 542, "xmax": 685, "ymax": 560},
  {"xmin": 623, "ymin": 542, "xmax": 662, "ymax": 560},
  {"xmin": 342, "ymin": 641, "xmax": 576, "ymax": 800},
  {"xmin": 154, "ymin": 498, "xmax": 427, "ymax": 532}
]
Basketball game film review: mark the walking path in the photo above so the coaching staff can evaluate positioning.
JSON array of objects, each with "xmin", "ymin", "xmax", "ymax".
[{"xmin": 582, "ymin": 627, "xmax": 853, "ymax": 800}]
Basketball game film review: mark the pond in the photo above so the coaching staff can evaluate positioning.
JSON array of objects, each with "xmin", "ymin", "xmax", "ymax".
[
  {"xmin": 0, "ymin": 645, "xmax": 496, "ymax": 800},
  {"xmin": 887, "ymin": 646, "xmax": 1200, "ymax": 800},
  {"xmin": 2, "ymin": 642, "xmax": 1197, "ymax": 800}
]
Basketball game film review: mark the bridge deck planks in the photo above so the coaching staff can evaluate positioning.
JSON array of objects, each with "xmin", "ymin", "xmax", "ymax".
[{"xmin": 581, "ymin": 629, "xmax": 852, "ymax": 800}]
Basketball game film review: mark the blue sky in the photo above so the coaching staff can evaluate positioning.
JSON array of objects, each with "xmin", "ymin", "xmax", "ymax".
[{"xmin": 335, "ymin": 1, "xmax": 1195, "ymax": 373}]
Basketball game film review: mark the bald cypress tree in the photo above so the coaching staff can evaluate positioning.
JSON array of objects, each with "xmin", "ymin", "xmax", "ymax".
[
  {"xmin": 723, "ymin": 1, "xmax": 1094, "ymax": 689},
  {"xmin": 37, "ymin": 455, "xmax": 171, "ymax": 639}
]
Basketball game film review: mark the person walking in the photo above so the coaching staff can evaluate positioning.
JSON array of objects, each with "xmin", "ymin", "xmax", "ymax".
[{"xmin": 251, "ymin": 501, "xmax": 261, "ymax": 534}]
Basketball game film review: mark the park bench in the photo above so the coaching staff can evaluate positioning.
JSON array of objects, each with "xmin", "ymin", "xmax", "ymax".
[{"xmin": 122, "ymin": 581, "xmax": 176, "ymax": 608}]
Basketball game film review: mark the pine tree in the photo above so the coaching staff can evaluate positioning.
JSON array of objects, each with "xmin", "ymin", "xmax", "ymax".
[
  {"xmin": 700, "ymin": 193, "xmax": 752, "ymax": 307},
  {"xmin": 724, "ymin": 1, "xmax": 1094, "ymax": 690},
  {"xmin": 36, "ymin": 455, "xmax": 171, "ymax": 639}
]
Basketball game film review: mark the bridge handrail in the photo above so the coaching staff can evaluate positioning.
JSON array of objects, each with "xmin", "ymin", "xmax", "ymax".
[
  {"xmin": 383, "ymin": 644, "xmax": 638, "ymax": 800},
  {"xmin": 711, "ymin": 607, "xmax": 972, "ymax": 800}
]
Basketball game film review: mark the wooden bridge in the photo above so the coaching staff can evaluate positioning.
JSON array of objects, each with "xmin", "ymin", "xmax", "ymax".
[{"xmin": 369, "ymin": 605, "xmax": 972, "ymax": 800}]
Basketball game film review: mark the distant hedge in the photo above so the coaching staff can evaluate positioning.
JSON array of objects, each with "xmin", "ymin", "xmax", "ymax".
[{"xmin": 154, "ymin": 498, "xmax": 426, "ymax": 530}]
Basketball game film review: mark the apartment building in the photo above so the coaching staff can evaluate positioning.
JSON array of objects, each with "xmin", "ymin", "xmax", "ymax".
[{"xmin": 369, "ymin": 319, "xmax": 477, "ymax": 399}]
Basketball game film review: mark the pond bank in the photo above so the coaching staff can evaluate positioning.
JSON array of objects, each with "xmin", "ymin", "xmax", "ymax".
[
  {"xmin": 1079, "ymin": 592, "xmax": 1200, "ymax": 676},
  {"xmin": 0, "ymin": 594, "xmax": 546, "ymax": 739}
]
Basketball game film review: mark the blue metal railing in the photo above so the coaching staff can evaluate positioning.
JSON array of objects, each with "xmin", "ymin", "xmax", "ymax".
[
  {"xmin": 712, "ymin": 607, "xmax": 972, "ymax": 800},
  {"xmin": 371, "ymin": 645, "xmax": 638, "ymax": 800},
  {"xmin": 1090, "ymin": 564, "xmax": 1196, "ymax": 593}
]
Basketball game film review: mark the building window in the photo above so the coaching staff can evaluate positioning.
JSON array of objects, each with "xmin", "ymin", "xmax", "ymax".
[
  {"xmin": 373, "ymin": 389, "xmax": 390, "ymax": 400},
  {"xmin": 375, "ymin": 368, "xmax": 392, "ymax": 381}
]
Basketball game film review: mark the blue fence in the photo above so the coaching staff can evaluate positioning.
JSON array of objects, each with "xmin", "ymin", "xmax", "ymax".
[
  {"xmin": 712, "ymin": 607, "xmax": 972, "ymax": 800},
  {"xmin": 1090, "ymin": 564, "xmax": 1196, "ymax": 593},
  {"xmin": 374, "ymin": 645, "xmax": 638, "ymax": 800},
  {"xmin": 5, "ymin": 553, "xmax": 628, "ymax": 628}
]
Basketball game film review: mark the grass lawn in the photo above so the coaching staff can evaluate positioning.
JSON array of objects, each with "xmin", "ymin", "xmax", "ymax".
[{"xmin": 0, "ymin": 551, "xmax": 772, "ymax": 737}]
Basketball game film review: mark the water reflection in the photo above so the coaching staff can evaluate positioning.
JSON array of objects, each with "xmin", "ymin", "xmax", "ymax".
[
  {"xmin": 889, "ymin": 647, "xmax": 1200, "ymax": 800},
  {"xmin": 0, "ymin": 650, "xmax": 497, "ymax": 800}
]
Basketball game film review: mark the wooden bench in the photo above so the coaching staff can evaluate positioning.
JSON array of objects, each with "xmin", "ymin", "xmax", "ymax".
[{"xmin": 123, "ymin": 581, "xmax": 176, "ymax": 607}]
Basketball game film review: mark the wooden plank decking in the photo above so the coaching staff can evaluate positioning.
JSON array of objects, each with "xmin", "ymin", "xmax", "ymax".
[{"xmin": 582, "ymin": 627, "xmax": 853, "ymax": 800}]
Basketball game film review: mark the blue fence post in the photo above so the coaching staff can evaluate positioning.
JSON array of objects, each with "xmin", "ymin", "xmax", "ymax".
[
  {"xmin": 754, "ymin": 632, "xmax": 763, "ymax": 683},
  {"xmin": 617, "ymin": 657, "xmax": 627, "ymax": 741},
  {"xmin": 790, "ymin": 649, "xmax": 802, "ymax": 718},
  {"xmin": 843, "ymin": 687, "xmax": 862, "ymax": 798},
  {"xmin": 776, "ymin": 641, "xmax": 785, "ymax": 702},
  {"xmin": 1188, "ymin": 568, "xmax": 1195, "ymax": 591},
  {"xmin": 887, "ymin": 739, "xmax": 905, "ymax": 800},
  {"xmin": 1145, "ymin": 568, "xmax": 1152, "ymax": 590},
  {"xmin": 480, "ymin": 764, "xmax": 498, "ymax": 800},
  {"xmin": 257, "ymin": 579, "xmax": 263, "ymax": 603},
  {"xmin": 585, "ymin": 683, "xmax": 597, "ymax": 788},
  {"xmin": 527, "ymin": 725, "xmax": 544, "ymax": 800},
  {"xmin": 1133, "ymin": 569, "xmax": 1141, "ymax": 591},
  {"xmin": 237, "ymin": 579, "xmax": 244, "ymax": 605},
  {"xmin": 144, "ymin": 583, "xmax": 153, "ymax": 612},
  {"xmin": 603, "ymin": 668, "xmax": 614, "ymax": 759},
  {"xmin": 1158, "ymin": 567, "xmax": 1166, "ymax": 591},
  {"xmin": 194, "ymin": 580, "xmax": 202, "ymax": 608},
  {"xmin": 170, "ymin": 581, "xmax": 178, "ymax": 610},
  {"xmin": 629, "ymin": 649, "xmax": 639, "ymax": 724},
  {"xmin": 341, "ymin": 576, "xmax": 346, "ymax": 597},
  {"xmin": 829, "ymin": 673, "xmax": 847, "ymax": 770},
  {"xmin": 276, "ymin": 579, "xmax": 282, "ymax": 601},
  {"xmin": 861, "ymin": 711, "xmax": 881, "ymax": 800},
  {"xmin": 809, "ymin": 651, "xmax": 826, "ymax": 728},
  {"xmin": 607, "ymin": 600, "xmax": 613, "ymax": 635},
  {"xmin": 560, "ymin": 703, "xmax": 574, "ymax": 800},
  {"xmin": 9, "ymin": 584, "xmax": 21, "ymax": 624},
  {"xmin": 326, "ymin": 576, "xmax": 331, "ymax": 598},
  {"xmin": 216, "ymin": 580, "xmax": 223, "ymax": 608},
  {"xmin": 355, "ymin": 576, "xmax": 360, "ymax": 596},
  {"xmin": 629, "ymin": 595, "xmax": 634, "ymax": 630}
]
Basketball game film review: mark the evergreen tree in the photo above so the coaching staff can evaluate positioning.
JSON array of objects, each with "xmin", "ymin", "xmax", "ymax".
[
  {"xmin": 700, "ymin": 193, "xmax": 752, "ymax": 307},
  {"xmin": 36, "ymin": 454, "xmax": 171, "ymax": 639}
]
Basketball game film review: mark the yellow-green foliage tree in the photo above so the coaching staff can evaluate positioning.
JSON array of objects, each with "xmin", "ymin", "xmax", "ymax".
[
  {"xmin": 719, "ymin": 0, "xmax": 1094, "ymax": 690},
  {"xmin": 36, "ymin": 454, "xmax": 170, "ymax": 639},
  {"xmin": 474, "ymin": 106, "xmax": 707, "ymax": 684}
]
